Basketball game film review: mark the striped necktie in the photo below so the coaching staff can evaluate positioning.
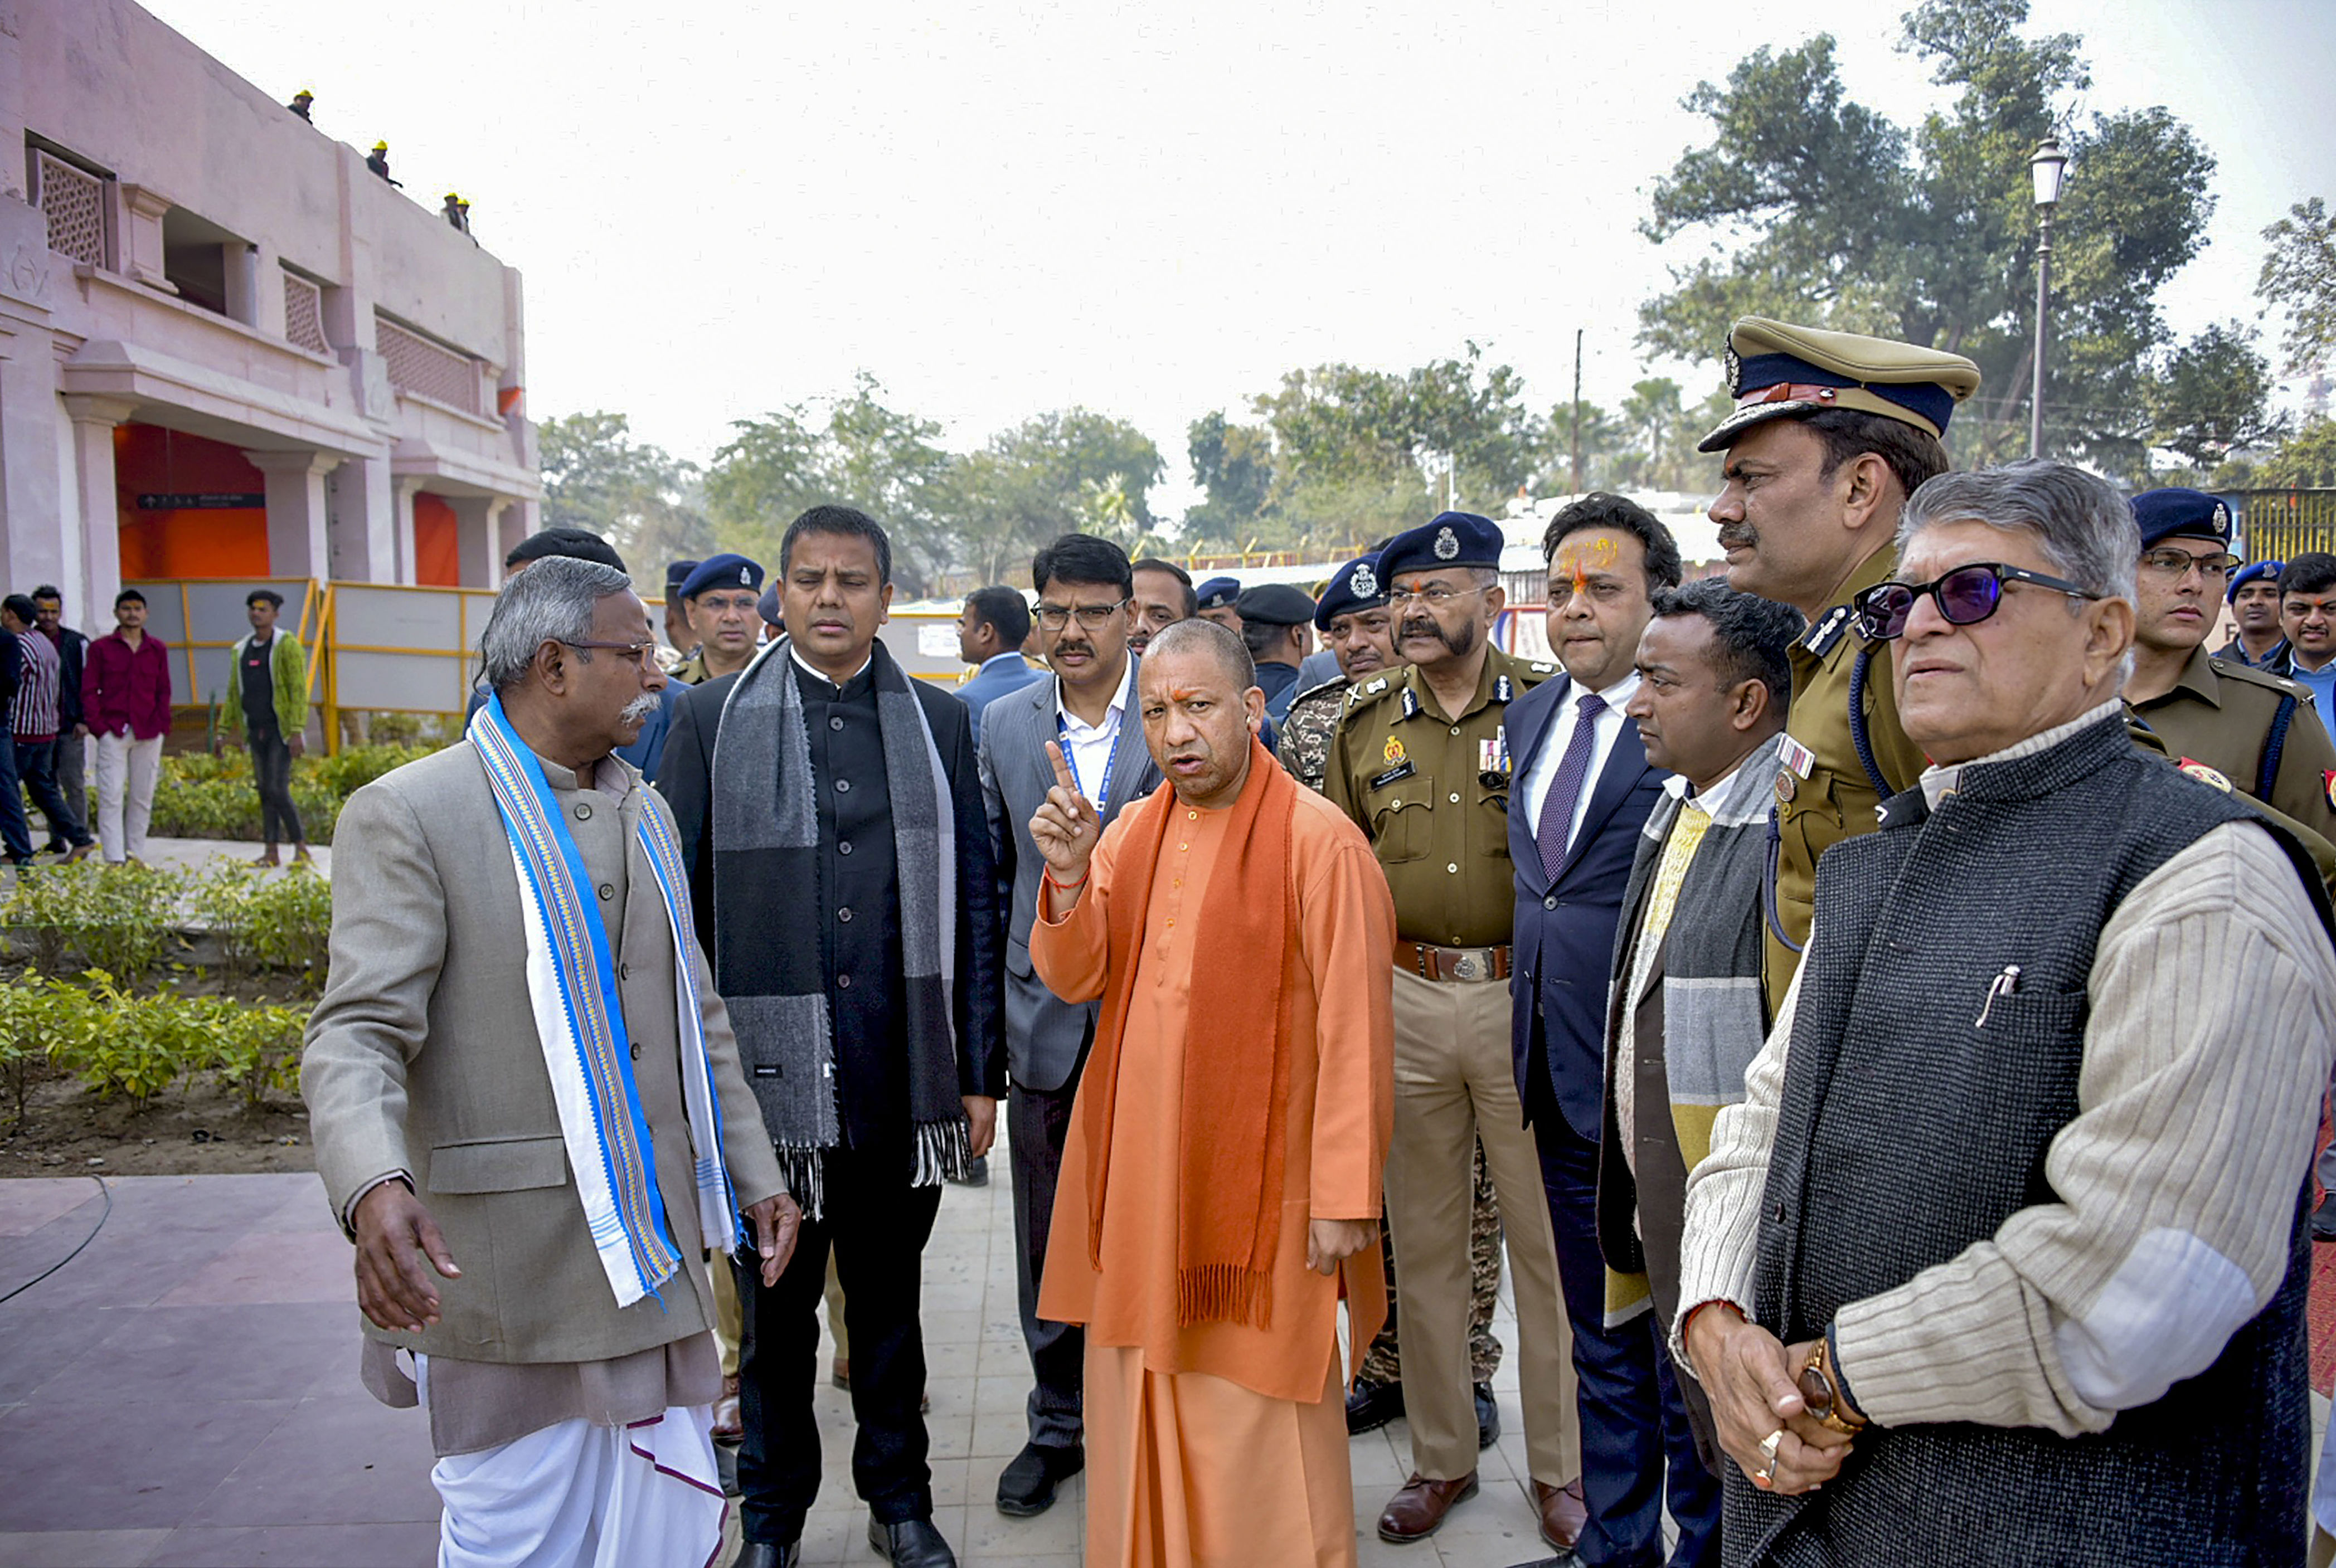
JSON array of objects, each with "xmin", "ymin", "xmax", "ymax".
[{"xmin": 1536, "ymin": 691, "xmax": 1606, "ymax": 882}]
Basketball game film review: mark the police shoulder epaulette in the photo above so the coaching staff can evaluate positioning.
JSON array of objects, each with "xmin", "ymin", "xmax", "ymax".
[
  {"xmin": 1519, "ymin": 659, "xmax": 1558, "ymax": 686},
  {"xmin": 1346, "ymin": 674, "xmax": 1396, "ymax": 710},
  {"xmin": 1801, "ymin": 603, "xmax": 1854, "ymax": 658},
  {"xmin": 2211, "ymin": 654, "xmax": 2311, "ymax": 702}
]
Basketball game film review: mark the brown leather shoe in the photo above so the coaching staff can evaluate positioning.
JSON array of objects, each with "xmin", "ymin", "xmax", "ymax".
[
  {"xmin": 1377, "ymin": 1473, "xmax": 1479, "ymax": 1542},
  {"xmin": 1533, "ymin": 1477, "xmax": 1588, "ymax": 1551}
]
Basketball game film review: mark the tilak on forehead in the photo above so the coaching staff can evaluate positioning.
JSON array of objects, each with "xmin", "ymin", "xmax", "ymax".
[{"xmin": 1555, "ymin": 535, "xmax": 1621, "ymax": 594}]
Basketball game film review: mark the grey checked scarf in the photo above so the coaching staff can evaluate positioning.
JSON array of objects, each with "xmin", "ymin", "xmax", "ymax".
[{"xmin": 711, "ymin": 636, "xmax": 966, "ymax": 1218}]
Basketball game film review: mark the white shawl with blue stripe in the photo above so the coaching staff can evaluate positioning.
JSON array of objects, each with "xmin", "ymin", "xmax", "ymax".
[{"xmin": 470, "ymin": 695, "xmax": 740, "ymax": 1309}]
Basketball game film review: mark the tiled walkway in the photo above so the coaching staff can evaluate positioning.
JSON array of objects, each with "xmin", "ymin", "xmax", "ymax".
[{"xmin": 0, "ymin": 1158, "xmax": 1553, "ymax": 1567}]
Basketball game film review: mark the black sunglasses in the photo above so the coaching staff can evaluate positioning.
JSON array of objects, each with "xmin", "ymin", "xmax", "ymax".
[{"xmin": 1853, "ymin": 562, "xmax": 2102, "ymax": 642}]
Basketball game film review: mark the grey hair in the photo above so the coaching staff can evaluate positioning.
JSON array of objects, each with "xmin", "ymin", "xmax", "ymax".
[
  {"xmin": 1897, "ymin": 460, "xmax": 2139, "ymax": 603},
  {"xmin": 480, "ymin": 555, "xmax": 634, "ymax": 692},
  {"xmin": 1146, "ymin": 615, "xmax": 1257, "ymax": 691}
]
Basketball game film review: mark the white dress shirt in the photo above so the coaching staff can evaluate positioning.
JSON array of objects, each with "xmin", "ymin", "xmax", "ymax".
[
  {"xmin": 1055, "ymin": 658, "xmax": 1134, "ymax": 809},
  {"xmin": 1519, "ymin": 670, "xmax": 1642, "ymax": 857}
]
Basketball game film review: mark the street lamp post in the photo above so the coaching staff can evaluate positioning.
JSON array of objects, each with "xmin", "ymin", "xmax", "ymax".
[{"xmin": 2028, "ymin": 136, "xmax": 2069, "ymax": 459}]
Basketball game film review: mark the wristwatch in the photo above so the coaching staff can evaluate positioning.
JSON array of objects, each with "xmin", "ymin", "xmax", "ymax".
[{"xmin": 1796, "ymin": 1333, "xmax": 1868, "ymax": 1436}]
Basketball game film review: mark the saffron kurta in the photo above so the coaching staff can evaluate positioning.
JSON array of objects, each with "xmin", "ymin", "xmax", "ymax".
[{"xmin": 1033, "ymin": 778, "xmax": 1395, "ymax": 1565}]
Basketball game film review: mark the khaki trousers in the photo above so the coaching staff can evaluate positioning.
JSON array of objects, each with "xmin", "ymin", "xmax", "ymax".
[{"xmin": 1387, "ymin": 965, "xmax": 1580, "ymax": 1483}]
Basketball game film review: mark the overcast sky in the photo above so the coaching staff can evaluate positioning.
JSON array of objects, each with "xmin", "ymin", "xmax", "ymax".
[{"xmin": 145, "ymin": 0, "xmax": 2336, "ymax": 512}]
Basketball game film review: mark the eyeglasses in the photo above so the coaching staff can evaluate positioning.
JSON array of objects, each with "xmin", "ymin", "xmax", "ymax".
[
  {"xmin": 561, "ymin": 638, "xmax": 662, "ymax": 669},
  {"xmin": 1852, "ymin": 562, "xmax": 2101, "ymax": 642},
  {"xmin": 1388, "ymin": 585, "xmax": 1484, "ymax": 610},
  {"xmin": 2137, "ymin": 548, "xmax": 2241, "ymax": 582},
  {"xmin": 1033, "ymin": 599, "xmax": 1129, "ymax": 631}
]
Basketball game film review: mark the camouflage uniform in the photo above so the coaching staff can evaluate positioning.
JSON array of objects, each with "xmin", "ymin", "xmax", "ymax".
[{"xmin": 1280, "ymin": 670, "xmax": 1506, "ymax": 1386}]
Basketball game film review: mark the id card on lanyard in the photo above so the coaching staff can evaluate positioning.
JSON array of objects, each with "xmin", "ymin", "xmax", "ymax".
[{"xmin": 1057, "ymin": 709, "xmax": 1123, "ymax": 816}]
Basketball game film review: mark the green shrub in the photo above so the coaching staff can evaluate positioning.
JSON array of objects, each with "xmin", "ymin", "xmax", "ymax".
[
  {"xmin": 143, "ymin": 743, "xmax": 434, "ymax": 845},
  {"xmin": 0, "ymin": 970, "xmax": 308, "ymax": 1109},
  {"xmin": 1, "ymin": 861, "xmax": 184, "ymax": 982},
  {"xmin": 190, "ymin": 864, "xmax": 333, "ymax": 978}
]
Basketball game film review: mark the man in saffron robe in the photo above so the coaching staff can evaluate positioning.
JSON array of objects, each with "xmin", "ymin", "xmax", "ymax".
[{"xmin": 1027, "ymin": 616, "xmax": 1395, "ymax": 1567}]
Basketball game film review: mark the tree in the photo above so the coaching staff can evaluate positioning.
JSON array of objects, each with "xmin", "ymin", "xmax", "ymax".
[
  {"xmin": 536, "ymin": 411, "xmax": 710, "ymax": 571},
  {"xmin": 2145, "ymin": 322, "xmax": 2288, "ymax": 473},
  {"xmin": 703, "ymin": 373, "xmax": 953, "ymax": 595},
  {"xmin": 1236, "ymin": 346, "xmax": 1541, "ymax": 548},
  {"xmin": 1184, "ymin": 410, "xmax": 1277, "ymax": 543},
  {"xmin": 944, "ymin": 410, "xmax": 1166, "ymax": 585},
  {"xmin": 2259, "ymin": 197, "xmax": 2336, "ymax": 376},
  {"xmin": 2256, "ymin": 418, "xmax": 2336, "ymax": 489},
  {"xmin": 1639, "ymin": 0, "xmax": 2218, "ymax": 472}
]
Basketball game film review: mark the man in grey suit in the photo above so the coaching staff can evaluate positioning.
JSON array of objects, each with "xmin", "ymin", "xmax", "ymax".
[
  {"xmin": 977, "ymin": 533, "xmax": 1162, "ymax": 1520},
  {"xmin": 304, "ymin": 557, "xmax": 800, "ymax": 1567}
]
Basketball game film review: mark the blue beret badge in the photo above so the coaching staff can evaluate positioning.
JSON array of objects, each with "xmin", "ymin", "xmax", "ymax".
[
  {"xmin": 1434, "ymin": 527, "xmax": 1459, "ymax": 561},
  {"xmin": 1351, "ymin": 562, "xmax": 1378, "ymax": 600}
]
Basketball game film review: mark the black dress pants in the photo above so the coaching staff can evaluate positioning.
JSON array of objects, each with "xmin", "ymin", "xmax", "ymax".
[
  {"xmin": 1008, "ymin": 1080, "xmax": 1082, "ymax": 1451},
  {"xmin": 737, "ymin": 1140, "xmax": 944, "ymax": 1545}
]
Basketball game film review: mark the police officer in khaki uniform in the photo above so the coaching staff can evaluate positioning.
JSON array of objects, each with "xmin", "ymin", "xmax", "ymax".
[
  {"xmin": 2123, "ymin": 489, "xmax": 2336, "ymax": 840},
  {"xmin": 1699, "ymin": 318, "xmax": 1982, "ymax": 1011},
  {"xmin": 1325, "ymin": 512, "xmax": 1585, "ymax": 1552},
  {"xmin": 660, "ymin": 558, "xmax": 702, "ymax": 675},
  {"xmin": 1281, "ymin": 551, "xmax": 1510, "ymax": 1444}
]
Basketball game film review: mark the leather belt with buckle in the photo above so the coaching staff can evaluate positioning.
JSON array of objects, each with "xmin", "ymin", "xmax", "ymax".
[{"xmin": 1396, "ymin": 940, "xmax": 1512, "ymax": 983}]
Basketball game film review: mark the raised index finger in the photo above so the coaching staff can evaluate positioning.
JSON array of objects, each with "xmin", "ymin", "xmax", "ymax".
[{"xmin": 1045, "ymin": 740, "xmax": 1082, "ymax": 800}]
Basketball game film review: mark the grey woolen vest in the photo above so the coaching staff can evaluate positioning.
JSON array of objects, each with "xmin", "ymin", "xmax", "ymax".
[{"xmin": 1726, "ymin": 714, "xmax": 2328, "ymax": 1568}]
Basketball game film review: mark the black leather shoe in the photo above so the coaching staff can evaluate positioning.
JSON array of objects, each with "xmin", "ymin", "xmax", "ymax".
[
  {"xmin": 996, "ymin": 1440, "xmax": 1084, "ymax": 1516},
  {"xmin": 1346, "ymin": 1375, "xmax": 1405, "ymax": 1435},
  {"xmin": 868, "ymin": 1516, "xmax": 956, "ymax": 1567},
  {"xmin": 1475, "ymin": 1381, "xmax": 1500, "ymax": 1449},
  {"xmin": 729, "ymin": 1542, "xmax": 799, "ymax": 1568},
  {"xmin": 2314, "ymin": 1192, "xmax": 2336, "ymax": 1242}
]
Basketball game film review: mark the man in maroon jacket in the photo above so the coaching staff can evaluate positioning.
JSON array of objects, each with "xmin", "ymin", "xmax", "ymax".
[{"xmin": 81, "ymin": 588, "xmax": 172, "ymax": 863}]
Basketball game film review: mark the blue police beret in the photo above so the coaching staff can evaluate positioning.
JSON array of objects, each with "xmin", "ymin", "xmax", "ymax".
[
  {"xmin": 2228, "ymin": 558, "xmax": 2285, "ymax": 604},
  {"xmin": 678, "ymin": 553, "xmax": 764, "ymax": 600},
  {"xmin": 1195, "ymin": 576, "xmax": 1242, "ymax": 611},
  {"xmin": 1377, "ymin": 512, "xmax": 1504, "ymax": 582},
  {"xmin": 1313, "ymin": 552, "xmax": 1387, "ymax": 631},
  {"xmin": 664, "ymin": 558, "xmax": 702, "ymax": 592},
  {"xmin": 2130, "ymin": 489, "xmax": 2232, "ymax": 551},
  {"xmin": 1235, "ymin": 582, "xmax": 1316, "ymax": 626}
]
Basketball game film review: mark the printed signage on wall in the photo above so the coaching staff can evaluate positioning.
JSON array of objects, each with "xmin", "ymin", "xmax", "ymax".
[{"xmin": 135, "ymin": 493, "xmax": 266, "ymax": 509}]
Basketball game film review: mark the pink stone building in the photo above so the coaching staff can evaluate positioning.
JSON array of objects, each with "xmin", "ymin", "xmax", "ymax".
[{"xmin": 1, "ymin": 0, "xmax": 540, "ymax": 622}]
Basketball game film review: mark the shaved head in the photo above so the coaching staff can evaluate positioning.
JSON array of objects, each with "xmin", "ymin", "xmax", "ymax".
[{"xmin": 1145, "ymin": 616, "xmax": 1255, "ymax": 691}]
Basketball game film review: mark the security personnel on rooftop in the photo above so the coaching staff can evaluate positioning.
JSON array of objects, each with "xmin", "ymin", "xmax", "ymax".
[
  {"xmin": 670, "ymin": 553, "xmax": 764, "ymax": 685},
  {"xmin": 1325, "ymin": 511, "xmax": 1586, "ymax": 1554},
  {"xmin": 1701, "ymin": 317, "xmax": 1981, "ymax": 1011},
  {"xmin": 366, "ymin": 141, "xmax": 400, "ymax": 187},
  {"xmin": 2121, "ymin": 488, "xmax": 2336, "ymax": 841},
  {"xmin": 289, "ymin": 88, "xmax": 314, "ymax": 121}
]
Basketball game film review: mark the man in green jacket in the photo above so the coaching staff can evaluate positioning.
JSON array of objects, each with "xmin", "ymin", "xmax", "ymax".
[{"xmin": 223, "ymin": 588, "xmax": 311, "ymax": 866}]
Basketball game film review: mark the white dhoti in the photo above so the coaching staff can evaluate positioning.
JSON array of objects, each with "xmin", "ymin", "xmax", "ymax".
[{"xmin": 431, "ymin": 1402, "xmax": 727, "ymax": 1568}]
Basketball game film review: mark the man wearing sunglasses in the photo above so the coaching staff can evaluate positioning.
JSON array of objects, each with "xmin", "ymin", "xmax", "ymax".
[
  {"xmin": 1677, "ymin": 460, "xmax": 2336, "ymax": 1565},
  {"xmin": 2120, "ymin": 489, "xmax": 2336, "ymax": 844},
  {"xmin": 1700, "ymin": 318, "xmax": 1982, "ymax": 1012}
]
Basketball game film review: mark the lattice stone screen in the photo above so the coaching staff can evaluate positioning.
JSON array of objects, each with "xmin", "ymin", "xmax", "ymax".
[
  {"xmin": 283, "ymin": 271, "xmax": 329, "ymax": 355},
  {"xmin": 375, "ymin": 316, "xmax": 481, "ymax": 414},
  {"xmin": 35, "ymin": 152, "xmax": 105, "ymax": 266}
]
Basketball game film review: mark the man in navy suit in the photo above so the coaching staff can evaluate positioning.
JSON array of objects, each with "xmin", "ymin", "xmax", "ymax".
[
  {"xmin": 955, "ymin": 586, "xmax": 1041, "ymax": 748},
  {"xmin": 1505, "ymin": 495, "xmax": 1714, "ymax": 1568}
]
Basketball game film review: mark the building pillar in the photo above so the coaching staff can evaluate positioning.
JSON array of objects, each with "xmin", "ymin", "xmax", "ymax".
[
  {"xmin": 117, "ymin": 185, "xmax": 175, "ymax": 294},
  {"xmin": 450, "ymin": 495, "xmax": 506, "ymax": 588},
  {"xmin": 63, "ymin": 396, "xmax": 137, "ymax": 620},
  {"xmin": 242, "ymin": 449, "xmax": 341, "ymax": 583},
  {"xmin": 393, "ymin": 475, "xmax": 427, "ymax": 585},
  {"xmin": 323, "ymin": 452, "xmax": 397, "ymax": 582}
]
